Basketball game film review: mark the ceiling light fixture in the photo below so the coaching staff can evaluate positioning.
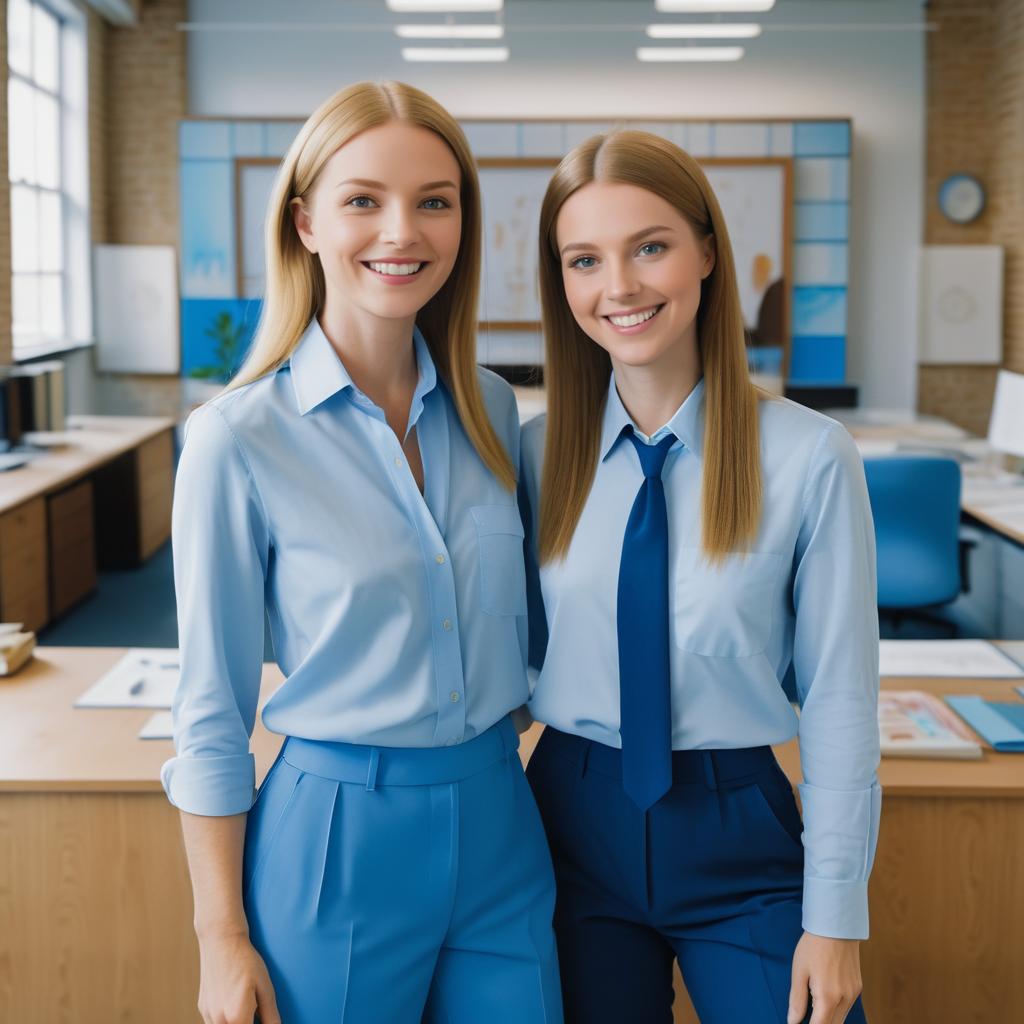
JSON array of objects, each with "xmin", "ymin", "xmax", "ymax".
[
  {"xmin": 654, "ymin": 1, "xmax": 775, "ymax": 13},
  {"xmin": 646, "ymin": 24, "xmax": 762, "ymax": 39},
  {"xmin": 395, "ymin": 24, "xmax": 504, "ymax": 39},
  {"xmin": 402, "ymin": 46, "xmax": 509, "ymax": 61},
  {"xmin": 386, "ymin": 1, "xmax": 503, "ymax": 12},
  {"xmin": 637, "ymin": 46, "xmax": 745, "ymax": 61}
]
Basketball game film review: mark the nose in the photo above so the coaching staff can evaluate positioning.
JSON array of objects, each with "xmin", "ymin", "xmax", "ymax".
[
  {"xmin": 607, "ymin": 257, "xmax": 640, "ymax": 302},
  {"xmin": 380, "ymin": 203, "xmax": 418, "ymax": 250}
]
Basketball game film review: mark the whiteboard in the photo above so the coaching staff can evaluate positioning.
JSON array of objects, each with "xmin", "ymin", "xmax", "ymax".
[{"xmin": 94, "ymin": 244, "xmax": 180, "ymax": 374}]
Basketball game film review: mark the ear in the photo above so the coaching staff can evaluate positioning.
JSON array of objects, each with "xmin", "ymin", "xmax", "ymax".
[
  {"xmin": 290, "ymin": 197, "xmax": 318, "ymax": 254},
  {"xmin": 701, "ymin": 234, "xmax": 716, "ymax": 280}
]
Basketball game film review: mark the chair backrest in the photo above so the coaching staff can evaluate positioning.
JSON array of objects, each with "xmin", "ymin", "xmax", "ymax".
[{"xmin": 862, "ymin": 455, "xmax": 962, "ymax": 609}]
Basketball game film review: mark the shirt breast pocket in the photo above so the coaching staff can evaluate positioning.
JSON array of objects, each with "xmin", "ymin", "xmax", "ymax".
[
  {"xmin": 471, "ymin": 504, "xmax": 528, "ymax": 617},
  {"xmin": 673, "ymin": 547, "xmax": 783, "ymax": 658}
]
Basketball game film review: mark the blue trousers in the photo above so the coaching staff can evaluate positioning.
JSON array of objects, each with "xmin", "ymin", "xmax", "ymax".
[
  {"xmin": 527, "ymin": 726, "xmax": 868, "ymax": 1024},
  {"xmin": 243, "ymin": 716, "xmax": 563, "ymax": 1023}
]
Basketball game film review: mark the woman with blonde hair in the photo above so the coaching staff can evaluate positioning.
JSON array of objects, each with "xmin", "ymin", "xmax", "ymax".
[
  {"xmin": 163, "ymin": 81, "xmax": 561, "ymax": 1024},
  {"xmin": 520, "ymin": 130, "xmax": 879, "ymax": 1024}
]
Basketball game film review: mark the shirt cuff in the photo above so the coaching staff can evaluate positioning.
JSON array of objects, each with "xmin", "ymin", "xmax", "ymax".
[
  {"xmin": 161, "ymin": 752, "xmax": 257, "ymax": 816},
  {"xmin": 802, "ymin": 875, "xmax": 870, "ymax": 940}
]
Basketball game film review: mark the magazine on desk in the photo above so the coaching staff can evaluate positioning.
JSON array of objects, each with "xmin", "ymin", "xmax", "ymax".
[{"xmin": 879, "ymin": 690, "xmax": 983, "ymax": 760}]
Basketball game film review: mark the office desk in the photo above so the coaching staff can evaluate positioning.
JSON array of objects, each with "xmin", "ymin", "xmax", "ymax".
[
  {"xmin": 2, "ymin": 647, "xmax": 1023, "ymax": 1023},
  {"xmin": 828, "ymin": 407, "xmax": 1024, "ymax": 549},
  {"xmin": 0, "ymin": 416, "xmax": 176, "ymax": 631}
]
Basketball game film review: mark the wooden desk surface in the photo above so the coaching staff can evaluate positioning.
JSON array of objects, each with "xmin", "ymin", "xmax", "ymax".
[
  {"xmin": 0, "ymin": 415, "xmax": 176, "ymax": 515},
  {"xmin": 3, "ymin": 646, "xmax": 1024, "ymax": 798}
]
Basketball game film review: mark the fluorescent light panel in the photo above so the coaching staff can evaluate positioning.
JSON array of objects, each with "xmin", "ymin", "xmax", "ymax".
[
  {"xmin": 386, "ymin": 1, "xmax": 503, "ymax": 12},
  {"xmin": 646, "ymin": 23, "xmax": 762, "ymax": 39},
  {"xmin": 654, "ymin": 0, "xmax": 775, "ymax": 12},
  {"xmin": 637, "ymin": 46, "xmax": 745, "ymax": 61},
  {"xmin": 402, "ymin": 46, "xmax": 509, "ymax": 61},
  {"xmin": 395, "ymin": 24, "xmax": 504, "ymax": 39}
]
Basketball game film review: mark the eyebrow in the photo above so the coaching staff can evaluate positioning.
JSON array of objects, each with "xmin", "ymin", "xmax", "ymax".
[
  {"xmin": 559, "ymin": 224, "xmax": 674, "ymax": 256},
  {"xmin": 336, "ymin": 178, "xmax": 458, "ymax": 191}
]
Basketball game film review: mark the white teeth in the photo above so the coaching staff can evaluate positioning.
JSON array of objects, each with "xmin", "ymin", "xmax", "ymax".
[
  {"xmin": 608, "ymin": 307, "xmax": 659, "ymax": 327},
  {"xmin": 368, "ymin": 262, "xmax": 423, "ymax": 276}
]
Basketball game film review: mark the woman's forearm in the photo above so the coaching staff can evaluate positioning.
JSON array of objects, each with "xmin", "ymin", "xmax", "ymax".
[{"xmin": 179, "ymin": 810, "xmax": 249, "ymax": 939}]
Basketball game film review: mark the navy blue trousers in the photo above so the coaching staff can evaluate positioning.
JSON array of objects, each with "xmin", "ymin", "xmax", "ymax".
[{"xmin": 527, "ymin": 726, "xmax": 868, "ymax": 1024}]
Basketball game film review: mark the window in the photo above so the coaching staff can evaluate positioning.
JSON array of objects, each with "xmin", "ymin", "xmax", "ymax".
[{"xmin": 7, "ymin": 0, "xmax": 89, "ymax": 359}]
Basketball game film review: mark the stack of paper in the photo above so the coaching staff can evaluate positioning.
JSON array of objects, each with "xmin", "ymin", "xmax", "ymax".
[
  {"xmin": 879, "ymin": 640, "xmax": 1024, "ymax": 679},
  {"xmin": 0, "ymin": 623, "xmax": 36, "ymax": 676}
]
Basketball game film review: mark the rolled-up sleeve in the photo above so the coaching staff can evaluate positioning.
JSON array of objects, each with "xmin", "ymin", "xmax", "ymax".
[
  {"xmin": 161, "ymin": 404, "xmax": 270, "ymax": 816},
  {"xmin": 791, "ymin": 423, "xmax": 882, "ymax": 940}
]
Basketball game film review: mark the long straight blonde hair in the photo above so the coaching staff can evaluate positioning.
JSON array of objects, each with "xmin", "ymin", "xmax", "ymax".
[
  {"xmin": 538, "ymin": 130, "xmax": 764, "ymax": 563},
  {"xmin": 228, "ymin": 80, "xmax": 514, "ymax": 490}
]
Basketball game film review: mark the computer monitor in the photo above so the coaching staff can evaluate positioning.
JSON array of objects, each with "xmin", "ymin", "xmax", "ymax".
[{"xmin": 987, "ymin": 369, "xmax": 1024, "ymax": 458}]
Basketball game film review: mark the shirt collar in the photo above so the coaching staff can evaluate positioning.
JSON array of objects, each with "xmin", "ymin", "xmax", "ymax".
[
  {"xmin": 599, "ymin": 371, "xmax": 706, "ymax": 461},
  {"xmin": 289, "ymin": 318, "xmax": 437, "ymax": 418}
]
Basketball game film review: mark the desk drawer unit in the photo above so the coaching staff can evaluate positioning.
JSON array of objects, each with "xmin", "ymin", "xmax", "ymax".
[
  {"xmin": 0, "ymin": 498, "xmax": 48, "ymax": 631},
  {"xmin": 93, "ymin": 429, "xmax": 174, "ymax": 568},
  {"xmin": 136, "ymin": 431, "xmax": 174, "ymax": 562},
  {"xmin": 47, "ymin": 480, "xmax": 98, "ymax": 618}
]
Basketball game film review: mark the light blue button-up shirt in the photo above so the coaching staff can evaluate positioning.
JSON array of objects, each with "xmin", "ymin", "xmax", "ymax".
[
  {"xmin": 162, "ymin": 319, "xmax": 529, "ymax": 817},
  {"xmin": 519, "ymin": 375, "xmax": 882, "ymax": 941}
]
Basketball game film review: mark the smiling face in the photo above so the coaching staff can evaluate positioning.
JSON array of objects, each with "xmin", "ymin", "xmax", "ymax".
[
  {"xmin": 555, "ymin": 180, "xmax": 715, "ymax": 373},
  {"xmin": 291, "ymin": 120, "xmax": 463, "ymax": 327}
]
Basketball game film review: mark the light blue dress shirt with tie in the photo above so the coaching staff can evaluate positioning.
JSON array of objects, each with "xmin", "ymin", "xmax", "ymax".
[
  {"xmin": 519, "ymin": 375, "xmax": 882, "ymax": 941},
  {"xmin": 162, "ymin": 318, "xmax": 529, "ymax": 817}
]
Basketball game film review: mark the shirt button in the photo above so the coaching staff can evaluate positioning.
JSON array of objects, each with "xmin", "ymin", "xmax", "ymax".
[
  {"xmin": 450, "ymin": 691, "xmax": 460, "ymax": 703},
  {"xmin": 394, "ymin": 457, "xmax": 402, "ymax": 467},
  {"xmin": 442, "ymin": 618, "xmax": 452, "ymax": 631},
  {"xmin": 435, "ymin": 553, "xmax": 446, "ymax": 565}
]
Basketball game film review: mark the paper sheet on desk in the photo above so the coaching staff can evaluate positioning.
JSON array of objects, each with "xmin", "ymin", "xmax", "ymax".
[
  {"xmin": 880, "ymin": 640, "xmax": 1024, "ymax": 678},
  {"xmin": 75, "ymin": 648, "xmax": 180, "ymax": 708},
  {"xmin": 138, "ymin": 711, "xmax": 174, "ymax": 740}
]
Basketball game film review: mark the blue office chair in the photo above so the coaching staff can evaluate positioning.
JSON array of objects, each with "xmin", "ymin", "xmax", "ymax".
[{"xmin": 862, "ymin": 455, "xmax": 967, "ymax": 634}]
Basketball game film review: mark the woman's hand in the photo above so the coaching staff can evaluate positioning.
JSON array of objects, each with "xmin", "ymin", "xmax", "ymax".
[
  {"xmin": 787, "ymin": 932, "xmax": 862, "ymax": 1024},
  {"xmin": 196, "ymin": 928, "xmax": 280, "ymax": 1024}
]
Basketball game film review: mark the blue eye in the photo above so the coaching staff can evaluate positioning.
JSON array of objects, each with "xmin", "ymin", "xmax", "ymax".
[
  {"xmin": 421, "ymin": 197, "xmax": 450, "ymax": 210},
  {"xmin": 569, "ymin": 255, "xmax": 597, "ymax": 270},
  {"xmin": 638, "ymin": 242, "xmax": 664, "ymax": 256},
  {"xmin": 347, "ymin": 195, "xmax": 377, "ymax": 209}
]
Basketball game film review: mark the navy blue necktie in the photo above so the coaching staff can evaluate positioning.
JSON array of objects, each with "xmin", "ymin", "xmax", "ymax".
[{"xmin": 617, "ymin": 430, "xmax": 676, "ymax": 811}]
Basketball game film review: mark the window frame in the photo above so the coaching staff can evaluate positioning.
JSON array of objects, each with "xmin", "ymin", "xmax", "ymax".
[{"xmin": 7, "ymin": 0, "xmax": 91, "ymax": 362}]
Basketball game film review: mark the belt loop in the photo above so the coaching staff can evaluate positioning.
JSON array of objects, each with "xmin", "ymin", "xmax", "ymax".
[
  {"xmin": 701, "ymin": 750, "xmax": 718, "ymax": 791},
  {"xmin": 365, "ymin": 748, "xmax": 380, "ymax": 792}
]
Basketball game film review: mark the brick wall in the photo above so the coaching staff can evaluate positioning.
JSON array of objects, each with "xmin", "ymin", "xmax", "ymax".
[
  {"xmin": 100, "ymin": 0, "xmax": 185, "ymax": 246},
  {"xmin": 84, "ymin": 0, "xmax": 186, "ymax": 415},
  {"xmin": 87, "ymin": 6, "xmax": 107, "ymax": 246},
  {"xmin": 0, "ymin": 0, "xmax": 12, "ymax": 365},
  {"xmin": 920, "ymin": 0, "xmax": 1024, "ymax": 435}
]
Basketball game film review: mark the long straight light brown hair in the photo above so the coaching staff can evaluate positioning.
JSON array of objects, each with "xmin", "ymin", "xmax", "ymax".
[
  {"xmin": 228, "ymin": 80, "xmax": 514, "ymax": 490},
  {"xmin": 538, "ymin": 130, "xmax": 764, "ymax": 563}
]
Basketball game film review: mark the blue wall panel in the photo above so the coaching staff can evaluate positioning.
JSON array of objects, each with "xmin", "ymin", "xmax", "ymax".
[{"xmin": 789, "ymin": 335, "xmax": 846, "ymax": 382}]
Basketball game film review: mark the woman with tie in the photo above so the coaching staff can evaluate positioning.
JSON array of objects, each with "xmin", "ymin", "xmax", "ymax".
[
  {"xmin": 520, "ymin": 130, "xmax": 880, "ymax": 1024},
  {"xmin": 163, "ymin": 81, "xmax": 561, "ymax": 1024}
]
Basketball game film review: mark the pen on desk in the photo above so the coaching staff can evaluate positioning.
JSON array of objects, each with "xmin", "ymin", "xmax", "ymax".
[
  {"xmin": 138, "ymin": 658, "xmax": 179, "ymax": 670},
  {"xmin": 129, "ymin": 679, "xmax": 145, "ymax": 696}
]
